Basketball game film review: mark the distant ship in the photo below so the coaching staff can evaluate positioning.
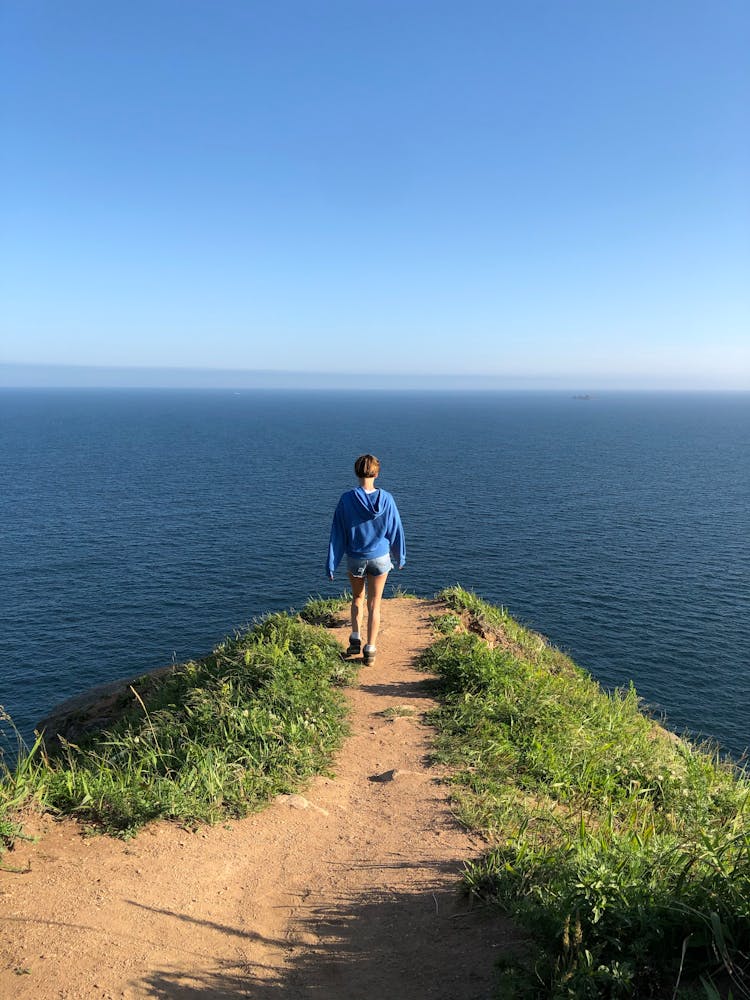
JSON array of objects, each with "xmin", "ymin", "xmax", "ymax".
[{"xmin": 572, "ymin": 394, "xmax": 593, "ymax": 400}]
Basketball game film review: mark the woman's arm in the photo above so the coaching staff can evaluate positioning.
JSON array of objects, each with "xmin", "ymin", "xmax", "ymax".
[
  {"xmin": 387, "ymin": 498, "xmax": 406, "ymax": 569},
  {"xmin": 326, "ymin": 500, "xmax": 346, "ymax": 578}
]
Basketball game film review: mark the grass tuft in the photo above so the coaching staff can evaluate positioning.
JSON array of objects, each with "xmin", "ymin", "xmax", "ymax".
[
  {"xmin": 379, "ymin": 706, "xmax": 418, "ymax": 719},
  {"xmin": 299, "ymin": 592, "xmax": 351, "ymax": 627},
  {"xmin": 431, "ymin": 612, "xmax": 465, "ymax": 635}
]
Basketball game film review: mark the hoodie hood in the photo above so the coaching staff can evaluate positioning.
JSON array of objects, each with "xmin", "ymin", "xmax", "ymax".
[{"xmin": 353, "ymin": 486, "xmax": 382, "ymax": 519}]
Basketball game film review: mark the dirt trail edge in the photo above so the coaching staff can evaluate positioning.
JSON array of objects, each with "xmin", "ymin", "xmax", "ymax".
[{"xmin": 1, "ymin": 597, "xmax": 521, "ymax": 1000}]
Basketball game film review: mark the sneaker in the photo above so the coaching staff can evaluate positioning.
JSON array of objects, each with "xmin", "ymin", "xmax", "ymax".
[
  {"xmin": 346, "ymin": 637, "xmax": 361, "ymax": 657},
  {"xmin": 363, "ymin": 645, "xmax": 376, "ymax": 666}
]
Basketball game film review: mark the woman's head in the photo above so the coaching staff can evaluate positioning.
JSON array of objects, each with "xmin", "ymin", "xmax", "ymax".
[{"xmin": 354, "ymin": 453, "xmax": 380, "ymax": 479}]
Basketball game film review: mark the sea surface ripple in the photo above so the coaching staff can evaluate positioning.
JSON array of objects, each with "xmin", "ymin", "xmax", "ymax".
[{"xmin": 1, "ymin": 389, "xmax": 748, "ymax": 761}]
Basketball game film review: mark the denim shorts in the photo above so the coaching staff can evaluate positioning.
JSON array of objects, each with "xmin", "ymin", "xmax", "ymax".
[{"xmin": 346, "ymin": 554, "xmax": 393, "ymax": 578}]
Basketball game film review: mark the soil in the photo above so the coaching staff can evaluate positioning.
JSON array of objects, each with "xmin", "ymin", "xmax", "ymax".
[{"xmin": 0, "ymin": 598, "xmax": 523, "ymax": 999}]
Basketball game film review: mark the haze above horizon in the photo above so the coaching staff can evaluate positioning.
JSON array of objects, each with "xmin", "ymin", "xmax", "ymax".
[{"xmin": 2, "ymin": 2, "xmax": 748, "ymax": 388}]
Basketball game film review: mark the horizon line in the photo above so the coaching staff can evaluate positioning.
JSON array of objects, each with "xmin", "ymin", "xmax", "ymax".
[{"xmin": 1, "ymin": 362, "xmax": 748, "ymax": 392}]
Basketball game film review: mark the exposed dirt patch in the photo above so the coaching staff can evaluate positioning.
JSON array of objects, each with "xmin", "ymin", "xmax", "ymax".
[{"xmin": 0, "ymin": 598, "xmax": 523, "ymax": 999}]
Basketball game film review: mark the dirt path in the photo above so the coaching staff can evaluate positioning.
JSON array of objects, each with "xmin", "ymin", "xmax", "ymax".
[{"xmin": 1, "ymin": 598, "xmax": 520, "ymax": 999}]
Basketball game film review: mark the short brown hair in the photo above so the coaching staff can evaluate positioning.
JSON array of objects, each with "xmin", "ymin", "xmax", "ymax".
[{"xmin": 354, "ymin": 453, "xmax": 380, "ymax": 479}]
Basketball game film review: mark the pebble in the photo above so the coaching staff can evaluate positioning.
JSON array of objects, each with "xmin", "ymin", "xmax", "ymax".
[{"xmin": 276, "ymin": 794, "xmax": 329, "ymax": 816}]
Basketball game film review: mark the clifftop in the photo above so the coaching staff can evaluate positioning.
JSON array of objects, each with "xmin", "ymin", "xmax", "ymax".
[{"xmin": 3, "ymin": 590, "xmax": 748, "ymax": 998}]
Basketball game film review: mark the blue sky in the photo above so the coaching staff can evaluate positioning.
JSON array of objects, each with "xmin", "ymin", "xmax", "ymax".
[{"xmin": 2, "ymin": 1, "xmax": 748, "ymax": 387}]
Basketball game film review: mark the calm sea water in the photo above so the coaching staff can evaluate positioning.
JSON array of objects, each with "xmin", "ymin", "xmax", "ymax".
[{"xmin": 1, "ymin": 389, "xmax": 748, "ymax": 760}]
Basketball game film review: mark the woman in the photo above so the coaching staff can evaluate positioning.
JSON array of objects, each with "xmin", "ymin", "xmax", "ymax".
[{"xmin": 327, "ymin": 454, "xmax": 406, "ymax": 665}]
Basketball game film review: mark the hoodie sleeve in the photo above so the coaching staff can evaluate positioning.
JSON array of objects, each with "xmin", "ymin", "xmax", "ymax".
[
  {"xmin": 386, "ymin": 495, "xmax": 406, "ymax": 568},
  {"xmin": 327, "ymin": 498, "xmax": 347, "ymax": 577}
]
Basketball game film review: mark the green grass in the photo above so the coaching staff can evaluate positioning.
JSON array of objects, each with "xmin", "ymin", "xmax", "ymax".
[
  {"xmin": 298, "ymin": 591, "xmax": 352, "ymax": 626},
  {"xmin": 0, "ymin": 611, "xmax": 356, "ymax": 841},
  {"xmin": 431, "ymin": 611, "xmax": 464, "ymax": 635},
  {"xmin": 0, "ymin": 712, "xmax": 42, "ymax": 858},
  {"xmin": 422, "ymin": 587, "xmax": 750, "ymax": 999},
  {"xmin": 379, "ymin": 705, "xmax": 418, "ymax": 719}
]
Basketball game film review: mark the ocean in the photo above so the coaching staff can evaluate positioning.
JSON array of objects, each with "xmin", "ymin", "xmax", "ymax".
[{"xmin": 1, "ymin": 389, "xmax": 748, "ymax": 761}]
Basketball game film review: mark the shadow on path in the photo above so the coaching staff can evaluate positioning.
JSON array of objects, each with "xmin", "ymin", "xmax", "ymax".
[
  {"xmin": 357, "ymin": 677, "xmax": 441, "ymax": 700},
  {"xmin": 125, "ymin": 900, "xmax": 285, "ymax": 946},
  {"xmin": 136, "ymin": 861, "xmax": 523, "ymax": 1000}
]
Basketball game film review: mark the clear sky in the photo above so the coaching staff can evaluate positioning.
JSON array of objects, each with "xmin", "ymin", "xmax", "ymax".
[{"xmin": 2, "ymin": 1, "xmax": 748, "ymax": 388}]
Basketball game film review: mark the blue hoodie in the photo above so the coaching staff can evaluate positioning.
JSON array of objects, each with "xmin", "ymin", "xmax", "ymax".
[{"xmin": 327, "ymin": 487, "xmax": 406, "ymax": 577}]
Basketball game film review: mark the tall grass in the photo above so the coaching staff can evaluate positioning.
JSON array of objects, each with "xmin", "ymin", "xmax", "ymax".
[
  {"xmin": 1, "ymin": 607, "xmax": 354, "ymax": 840},
  {"xmin": 0, "ymin": 709, "xmax": 47, "ymax": 855},
  {"xmin": 298, "ymin": 591, "xmax": 352, "ymax": 626},
  {"xmin": 423, "ymin": 587, "xmax": 750, "ymax": 998}
]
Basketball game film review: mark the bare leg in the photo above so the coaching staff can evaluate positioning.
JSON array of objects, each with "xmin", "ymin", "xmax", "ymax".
[
  {"xmin": 348, "ymin": 574, "xmax": 366, "ymax": 637},
  {"xmin": 365, "ymin": 571, "xmax": 389, "ymax": 648}
]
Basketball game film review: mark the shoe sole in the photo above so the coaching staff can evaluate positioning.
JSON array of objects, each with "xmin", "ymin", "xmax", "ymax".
[{"xmin": 363, "ymin": 654, "xmax": 376, "ymax": 666}]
